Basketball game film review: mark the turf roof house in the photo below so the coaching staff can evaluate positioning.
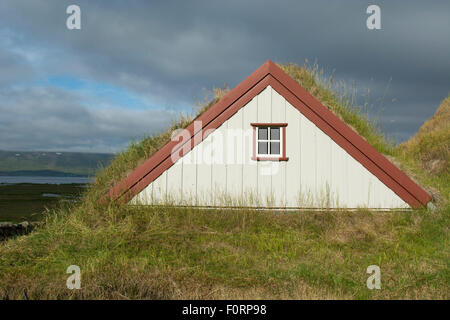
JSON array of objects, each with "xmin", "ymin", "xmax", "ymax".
[{"xmin": 108, "ymin": 60, "xmax": 431, "ymax": 209}]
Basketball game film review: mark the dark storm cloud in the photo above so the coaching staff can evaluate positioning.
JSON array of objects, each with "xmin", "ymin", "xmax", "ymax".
[{"xmin": 0, "ymin": 0, "xmax": 448, "ymax": 151}]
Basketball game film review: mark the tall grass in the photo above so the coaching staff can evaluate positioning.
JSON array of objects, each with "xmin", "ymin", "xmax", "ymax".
[
  {"xmin": 279, "ymin": 62, "xmax": 396, "ymax": 155},
  {"xmin": 1, "ymin": 202, "xmax": 448, "ymax": 299},
  {"xmin": 397, "ymin": 96, "xmax": 450, "ymax": 205},
  {"xmin": 0, "ymin": 63, "xmax": 448, "ymax": 300}
]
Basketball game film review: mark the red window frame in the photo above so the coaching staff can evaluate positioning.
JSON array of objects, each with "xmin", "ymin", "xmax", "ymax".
[{"xmin": 251, "ymin": 123, "xmax": 289, "ymax": 161}]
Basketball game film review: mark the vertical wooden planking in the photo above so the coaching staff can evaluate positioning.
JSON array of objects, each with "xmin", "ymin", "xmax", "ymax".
[
  {"xmin": 380, "ymin": 179, "xmax": 393, "ymax": 208},
  {"xmin": 343, "ymin": 155, "xmax": 353, "ymax": 207},
  {"xmin": 359, "ymin": 161, "xmax": 371, "ymax": 208},
  {"xmin": 181, "ymin": 147, "xmax": 197, "ymax": 205},
  {"xmin": 270, "ymin": 89, "xmax": 286, "ymax": 207},
  {"xmin": 371, "ymin": 176, "xmax": 382, "ymax": 208},
  {"xmin": 258, "ymin": 86, "xmax": 272, "ymax": 122},
  {"xmin": 365, "ymin": 168, "xmax": 374, "ymax": 207},
  {"xmin": 242, "ymin": 97, "xmax": 258, "ymax": 206},
  {"xmin": 196, "ymin": 133, "xmax": 213, "ymax": 206},
  {"xmin": 339, "ymin": 147, "xmax": 349, "ymax": 208},
  {"xmin": 356, "ymin": 159, "xmax": 370, "ymax": 207},
  {"xmin": 211, "ymin": 123, "xmax": 227, "ymax": 205},
  {"xmin": 303, "ymin": 114, "xmax": 411, "ymax": 209},
  {"xmin": 330, "ymin": 142, "xmax": 348, "ymax": 208},
  {"xmin": 346, "ymin": 158, "xmax": 361, "ymax": 207},
  {"xmin": 299, "ymin": 113, "xmax": 408, "ymax": 209},
  {"xmin": 285, "ymin": 101, "xmax": 301, "ymax": 207},
  {"xmin": 257, "ymin": 86, "xmax": 273, "ymax": 206},
  {"xmin": 152, "ymin": 171, "xmax": 167, "ymax": 204},
  {"xmin": 358, "ymin": 164, "xmax": 369, "ymax": 208},
  {"xmin": 343, "ymin": 150, "xmax": 358, "ymax": 208},
  {"xmin": 329, "ymin": 143, "xmax": 339, "ymax": 208},
  {"xmin": 357, "ymin": 159, "xmax": 369, "ymax": 207},
  {"xmin": 271, "ymin": 89, "xmax": 289, "ymax": 207},
  {"xmin": 342, "ymin": 148, "xmax": 350, "ymax": 208},
  {"xmin": 299, "ymin": 113, "xmax": 316, "ymax": 207},
  {"xmin": 316, "ymin": 131, "xmax": 331, "ymax": 207},
  {"xmin": 226, "ymin": 108, "xmax": 244, "ymax": 204},
  {"xmin": 166, "ymin": 159, "xmax": 183, "ymax": 205}
]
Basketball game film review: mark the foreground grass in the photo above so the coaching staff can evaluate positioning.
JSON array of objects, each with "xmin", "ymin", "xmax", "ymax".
[
  {"xmin": 1, "ymin": 204, "xmax": 448, "ymax": 299},
  {"xmin": 0, "ymin": 64, "xmax": 448, "ymax": 299}
]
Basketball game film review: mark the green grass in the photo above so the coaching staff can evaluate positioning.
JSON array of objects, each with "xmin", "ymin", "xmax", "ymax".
[
  {"xmin": 398, "ymin": 96, "xmax": 450, "ymax": 203},
  {"xmin": 1, "ymin": 205, "xmax": 447, "ymax": 299},
  {"xmin": 0, "ymin": 63, "xmax": 448, "ymax": 299}
]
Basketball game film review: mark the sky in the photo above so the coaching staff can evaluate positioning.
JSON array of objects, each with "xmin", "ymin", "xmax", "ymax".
[{"xmin": 0, "ymin": 0, "xmax": 448, "ymax": 154}]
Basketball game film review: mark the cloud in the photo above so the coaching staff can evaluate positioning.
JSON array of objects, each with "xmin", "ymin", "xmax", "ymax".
[
  {"xmin": 0, "ymin": 0, "xmax": 448, "ymax": 151},
  {"xmin": 0, "ymin": 87, "xmax": 176, "ymax": 153}
]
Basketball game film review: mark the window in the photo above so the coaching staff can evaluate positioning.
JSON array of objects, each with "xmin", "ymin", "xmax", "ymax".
[
  {"xmin": 258, "ymin": 127, "xmax": 279, "ymax": 155},
  {"xmin": 251, "ymin": 123, "xmax": 289, "ymax": 161}
]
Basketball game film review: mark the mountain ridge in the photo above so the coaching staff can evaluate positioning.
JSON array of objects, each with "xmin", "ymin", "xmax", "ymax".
[{"xmin": 0, "ymin": 150, "xmax": 114, "ymax": 176}]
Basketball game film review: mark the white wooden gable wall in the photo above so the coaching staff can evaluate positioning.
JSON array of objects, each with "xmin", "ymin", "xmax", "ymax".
[{"xmin": 131, "ymin": 86, "xmax": 409, "ymax": 209}]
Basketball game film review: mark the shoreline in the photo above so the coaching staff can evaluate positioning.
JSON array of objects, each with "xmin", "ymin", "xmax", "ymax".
[
  {"xmin": 0, "ymin": 176, "xmax": 94, "ymax": 185},
  {"xmin": 0, "ymin": 183, "xmax": 87, "ymax": 223}
]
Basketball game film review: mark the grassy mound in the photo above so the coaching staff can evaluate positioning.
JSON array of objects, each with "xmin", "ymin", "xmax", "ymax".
[
  {"xmin": 397, "ymin": 96, "xmax": 450, "ymax": 204},
  {"xmin": 401, "ymin": 96, "xmax": 449, "ymax": 176},
  {"xmin": 401, "ymin": 96, "xmax": 449, "ymax": 173},
  {"xmin": 0, "ymin": 63, "xmax": 448, "ymax": 300}
]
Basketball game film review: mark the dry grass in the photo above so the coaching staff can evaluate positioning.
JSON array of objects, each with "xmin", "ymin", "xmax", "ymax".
[
  {"xmin": 0, "ymin": 205, "xmax": 448, "ymax": 300},
  {"xmin": 279, "ymin": 62, "xmax": 396, "ymax": 155},
  {"xmin": 400, "ymin": 96, "xmax": 449, "ymax": 176},
  {"xmin": 396, "ymin": 96, "xmax": 450, "ymax": 206},
  {"xmin": 0, "ymin": 64, "xmax": 448, "ymax": 300}
]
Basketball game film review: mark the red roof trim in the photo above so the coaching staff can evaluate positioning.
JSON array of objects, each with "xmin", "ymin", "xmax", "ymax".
[
  {"xmin": 106, "ymin": 60, "xmax": 431, "ymax": 208},
  {"xmin": 250, "ymin": 123, "xmax": 288, "ymax": 127}
]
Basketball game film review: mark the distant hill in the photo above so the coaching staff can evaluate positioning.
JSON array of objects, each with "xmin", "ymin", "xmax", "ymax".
[
  {"xmin": 0, "ymin": 170, "xmax": 87, "ymax": 177},
  {"xmin": 0, "ymin": 150, "xmax": 115, "ymax": 176}
]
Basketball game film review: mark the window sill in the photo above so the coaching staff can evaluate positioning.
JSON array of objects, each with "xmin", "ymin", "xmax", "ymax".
[{"xmin": 251, "ymin": 156, "xmax": 289, "ymax": 161}]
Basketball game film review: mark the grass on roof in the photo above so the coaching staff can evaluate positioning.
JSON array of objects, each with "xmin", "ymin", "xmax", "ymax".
[{"xmin": 0, "ymin": 63, "xmax": 448, "ymax": 300}]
